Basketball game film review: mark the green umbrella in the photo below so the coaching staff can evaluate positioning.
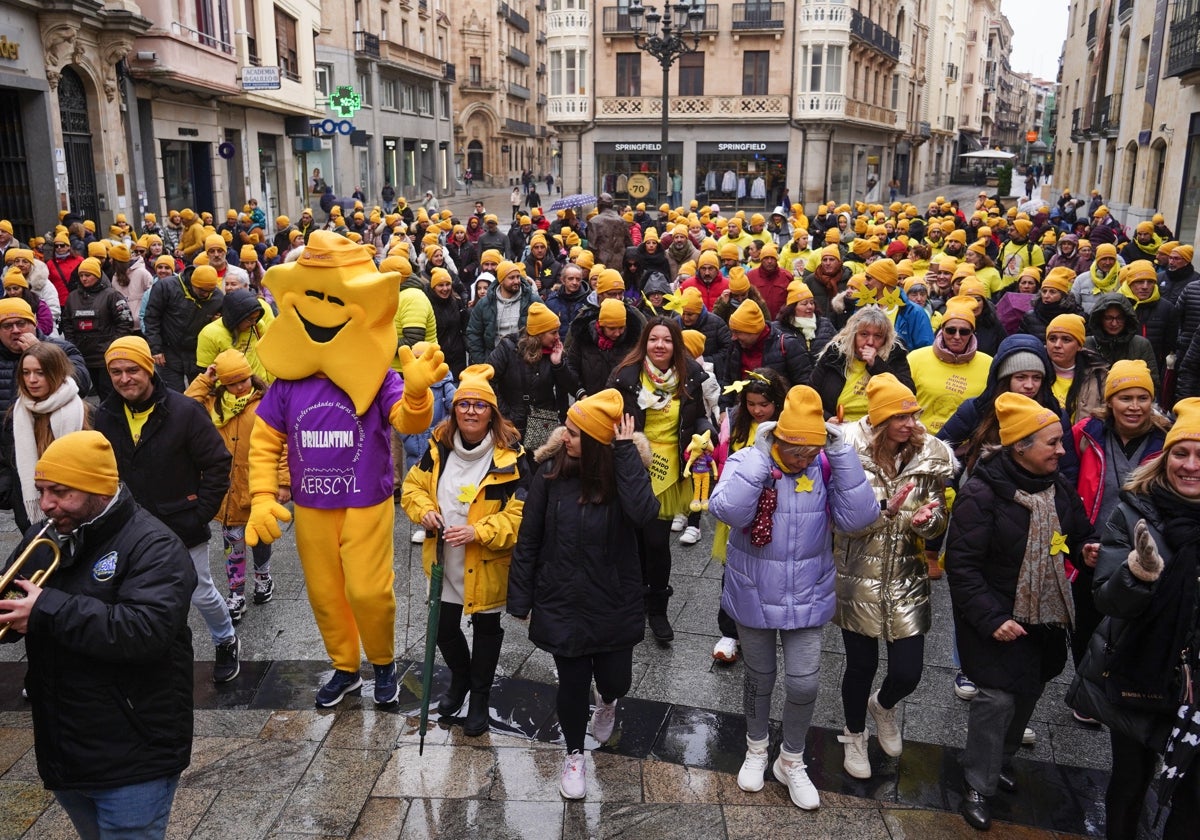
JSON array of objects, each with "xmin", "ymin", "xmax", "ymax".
[{"xmin": 418, "ymin": 530, "xmax": 445, "ymax": 755}]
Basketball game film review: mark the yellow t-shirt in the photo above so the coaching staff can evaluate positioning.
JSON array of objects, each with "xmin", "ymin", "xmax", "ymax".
[
  {"xmin": 1052, "ymin": 375, "xmax": 1071, "ymax": 410},
  {"xmin": 837, "ymin": 359, "xmax": 871, "ymax": 422},
  {"xmin": 906, "ymin": 346, "xmax": 993, "ymax": 433},
  {"xmin": 124, "ymin": 403, "xmax": 155, "ymax": 445}
]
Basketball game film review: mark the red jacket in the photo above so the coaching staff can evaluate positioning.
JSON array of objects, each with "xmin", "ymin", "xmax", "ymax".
[
  {"xmin": 747, "ymin": 265, "xmax": 790, "ymax": 319},
  {"xmin": 679, "ymin": 274, "xmax": 729, "ymax": 312},
  {"xmin": 46, "ymin": 254, "xmax": 81, "ymax": 305}
]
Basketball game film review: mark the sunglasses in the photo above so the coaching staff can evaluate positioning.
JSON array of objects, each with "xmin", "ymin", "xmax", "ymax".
[{"xmin": 942, "ymin": 326, "xmax": 974, "ymax": 337}]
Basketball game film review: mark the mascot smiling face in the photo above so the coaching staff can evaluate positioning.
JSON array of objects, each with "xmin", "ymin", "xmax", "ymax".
[{"xmin": 260, "ymin": 230, "xmax": 400, "ymax": 414}]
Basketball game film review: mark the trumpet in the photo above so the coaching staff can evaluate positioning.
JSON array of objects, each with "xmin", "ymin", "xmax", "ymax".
[{"xmin": 0, "ymin": 521, "xmax": 62, "ymax": 641}]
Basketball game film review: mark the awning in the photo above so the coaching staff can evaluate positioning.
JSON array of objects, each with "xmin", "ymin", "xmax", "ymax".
[{"xmin": 960, "ymin": 133, "xmax": 983, "ymax": 152}]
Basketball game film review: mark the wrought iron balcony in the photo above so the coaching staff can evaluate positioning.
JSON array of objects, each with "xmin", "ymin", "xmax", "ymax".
[
  {"xmin": 850, "ymin": 10, "xmax": 900, "ymax": 61},
  {"xmin": 443, "ymin": 62, "xmax": 456, "ymax": 82},
  {"xmin": 499, "ymin": 2, "xmax": 531, "ymax": 33},
  {"xmin": 601, "ymin": 5, "xmax": 719, "ymax": 34},
  {"xmin": 508, "ymin": 45, "xmax": 531, "ymax": 66},
  {"xmin": 732, "ymin": 2, "xmax": 784, "ymax": 30},
  {"xmin": 504, "ymin": 117, "xmax": 536, "ymax": 135},
  {"xmin": 508, "ymin": 82, "xmax": 532, "ymax": 100},
  {"xmin": 1166, "ymin": 13, "xmax": 1200, "ymax": 82},
  {"xmin": 354, "ymin": 31, "xmax": 380, "ymax": 59}
]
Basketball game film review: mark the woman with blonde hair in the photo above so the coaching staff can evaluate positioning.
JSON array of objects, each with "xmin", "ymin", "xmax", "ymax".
[{"xmin": 809, "ymin": 306, "xmax": 914, "ymax": 421}]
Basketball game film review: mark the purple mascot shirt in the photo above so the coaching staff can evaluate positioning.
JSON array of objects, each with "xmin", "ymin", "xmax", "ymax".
[{"xmin": 257, "ymin": 371, "xmax": 407, "ymax": 508}]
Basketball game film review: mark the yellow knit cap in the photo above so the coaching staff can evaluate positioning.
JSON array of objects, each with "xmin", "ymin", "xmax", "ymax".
[
  {"xmin": 946, "ymin": 229, "xmax": 968, "ymax": 245},
  {"xmin": 996, "ymin": 392, "xmax": 1060, "ymax": 446},
  {"xmin": 598, "ymin": 298, "xmax": 626, "ymax": 328},
  {"xmin": 1041, "ymin": 267, "xmax": 1075, "ymax": 294},
  {"xmin": 34, "ymin": 430, "xmax": 119, "ymax": 496},
  {"xmin": 430, "ymin": 267, "xmax": 452, "ymax": 287},
  {"xmin": 681, "ymin": 329, "xmax": 706, "ymax": 359},
  {"xmin": 87, "ymin": 241, "xmax": 107, "ymax": 259},
  {"xmin": 495, "ymin": 260, "xmax": 520, "ymax": 281},
  {"xmin": 3, "ymin": 268, "xmax": 27, "ymax": 289},
  {"xmin": 867, "ymin": 373, "xmax": 921, "ymax": 426},
  {"xmin": 104, "ymin": 335, "xmax": 155, "ymax": 374},
  {"xmin": 958, "ymin": 277, "xmax": 988, "ymax": 299},
  {"xmin": 774, "ymin": 385, "xmax": 827, "ymax": 446},
  {"xmin": 865, "ymin": 258, "xmax": 899, "ymax": 287},
  {"xmin": 1124, "ymin": 260, "xmax": 1157, "ymax": 284},
  {"xmin": 574, "ymin": 251, "xmax": 595, "ymax": 271},
  {"xmin": 727, "ymin": 266, "xmax": 750, "ymax": 294},
  {"xmin": 214, "ymin": 348, "xmax": 253, "ymax": 384},
  {"xmin": 719, "ymin": 243, "xmax": 740, "ymax": 261},
  {"xmin": 1096, "ymin": 243, "xmax": 1118, "ymax": 260},
  {"xmin": 1105, "ymin": 359, "xmax": 1155, "ymax": 400},
  {"xmin": 1047, "ymin": 313, "xmax": 1086, "ymax": 345},
  {"xmin": 942, "ymin": 298, "xmax": 978, "ymax": 329},
  {"xmin": 1012, "ymin": 219, "xmax": 1033, "ymax": 237},
  {"xmin": 680, "ymin": 287, "xmax": 704, "ymax": 314},
  {"xmin": 0, "ymin": 298, "xmax": 34, "ymax": 323},
  {"xmin": 1175, "ymin": 245, "xmax": 1195, "ymax": 263},
  {"xmin": 1165, "ymin": 398, "xmax": 1200, "ymax": 450},
  {"xmin": 239, "ymin": 245, "xmax": 257, "ymax": 262},
  {"xmin": 454, "ymin": 364, "xmax": 498, "ymax": 409},
  {"xmin": 204, "ymin": 234, "xmax": 227, "ymax": 252},
  {"xmin": 190, "ymin": 265, "xmax": 220, "ymax": 290},
  {"xmin": 595, "ymin": 269, "xmax": 625, "ymax": 295},
  {"xmin": 568, "ymin": 388, "xmax": 624, "ymax": 445},
  {"xmin": 787, "ymin": 280, "xmax": 813, "ymax": 305},
  {"xmin": 109, "ymin": 243, "xmax": 131, "ymax": 262},
  {"xmin": 697, "ymin": 251, "xmax": 720, "ymax": 268},
  {"xmin": 481, "ymin": 248, "xmax": 504, "ymax": 265},
  {"xmin": 524, "ymin": 302, "xmax": 560, "ymax": 336},
  {"xmin": 78, "ymin": 257, "xmax": 102, "ymax": 278},
  {"xmin": 729, "ymin": 299, "xmax": 765, "ymax": 334}
]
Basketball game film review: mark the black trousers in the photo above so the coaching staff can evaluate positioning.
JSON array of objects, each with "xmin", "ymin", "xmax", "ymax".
[
  {"xmin": 840, "ymin": 629, "xmax": 925, "ymax": 733},
  {"xmin": 553, "ymin": 649, "xmax": 634, "ymax": 753},
  {"xmin": 1107, "ymin": 728, "xmax": 1200, "ymax": 840},
  {"xmin": 636, "ymin": 518, "xmax": 673, "ymax": 597},
  {"xmin": 1069, "ymin": 574, "xmax": 1104, "ymax": 668}
]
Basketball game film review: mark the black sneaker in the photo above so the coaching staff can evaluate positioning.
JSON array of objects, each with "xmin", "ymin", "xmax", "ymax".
[
  {"xmin": 252, "ymin": 575, "xmax": 275, "ymax": 605},
  {"xmin": 315, "ymin": 669, "xmax": 363, "ymax": 708},
  {"xmin": 213, "ymin": 635, "xmax": 240, "ymax": 683},
  {"xmin": 648, "ymin": 613, "xmax": 674, "ymax": 643},
  {"xmin": 373, "ymin": 662, "xmax": 399, "ymax": 706}
]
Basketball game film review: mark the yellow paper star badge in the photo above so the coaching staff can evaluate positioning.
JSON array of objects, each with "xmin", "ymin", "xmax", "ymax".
[
  {"xmin": 795, "ymin": 474, "xmax": 814, "ymax": 493},
  {"xmin": 662, "ymin": 292, "xmax": 687, "ymax": 314},
  {"xmin": 1049, "ymin": 531, "xmax": 1068, "ymax": 555},
  {"xmin": 880, "ymin": 288, "xmax": 904, "ymax": 309},
  {"xmin": 852, "ymin": 285, "xmax": 878, "ymax": 307},
  {"xmin": 457, "ymin": 483, "xmax": 478, "ymax": 504}
]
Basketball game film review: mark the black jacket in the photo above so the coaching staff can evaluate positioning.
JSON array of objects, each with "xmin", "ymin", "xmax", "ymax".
[
  {"xmin": 507, "ymin": 432, "xmax": 660, "ymax": 656},
  {"xmin": 973, "ymin": 301, "xmax": 1008, "ymax": 356},
  {"xmin": 718, "ymin": 323, "xmax": 812, "ymax": 408},
  {"xmin": 1084, "ymin": 292, "xmax": 1161, "ymax": 392},
  {"xmin": 95, "ymin": 381, "xmax": 232, "ymax": 547},
  {"xmin": 1019, "ymin": 295, "xmax": 1085, "ymax": 343},
  {"xmin": 427, "ymin": 289, "xmax": 469, "ymax": 378},
  {"xmin": 609, "ymin": 358, "xmax": 714, "ymax": 465},
  {"xmin": 946, "ymin": 451, "xmax": 1096, "ymax": 695},
  {"xmin": 487, "ymin": 334, "xmax": 571, "ymax": 434},
  {"xmin": 564, "ymin": 314, "xmax": 641, "ymax": 398},
  {"xmin": 676, "ymin": 309, "xmax": 731, "ymax": 380},
  {"xmin": 141, "ymin": 270, "xmax": 224, "ymax": 359},
  {"xmin": 1171, "ymin": 271, "xmax": 1200, "ymax": 359},
  {"xmin": 61, "ymin": 276, "xmax": 135, "ymax": 367},
  {"xmin": 809, "ymin": 344, "xmax": 914, "ymax": 419},
  {"xmin": 777, "ymin": 313, "xmax": 837, "ymax": 365},
  {"xmin": 476, "ymin": 229, "xmax": 509, "ymax": 259},
  {"xmin": 3, "ymin": 492, "xmax": 195, "ymax": 790},
  {"xmin": 1128, "ymin": 296, "xmax": 1178, "ymax": 375},
  {"xmin": 0, "ymin": 333, "xmax": 90, "ymax": 415}
]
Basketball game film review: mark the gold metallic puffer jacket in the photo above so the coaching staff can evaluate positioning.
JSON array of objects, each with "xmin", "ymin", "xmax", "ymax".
[{"xmin": 833, "ymin": 418, "xmax": 957, "ymax": 641}]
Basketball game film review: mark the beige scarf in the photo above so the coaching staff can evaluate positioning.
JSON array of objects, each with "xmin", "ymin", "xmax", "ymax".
[{"xmin": 1011, "ymin": 487, "xmax": 1075, "ymax": 628}]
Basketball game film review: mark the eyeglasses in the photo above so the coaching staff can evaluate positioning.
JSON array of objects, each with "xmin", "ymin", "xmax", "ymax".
[
  {"xmin": 942, "ymin": 326, "xmax": 974, "ymax": 337},
  {"xmin": 455, "ymin": 401, "xmax": 490, "ymax": 414},
  {"xmin": 0, "ymin": 320, "xmax": 30, "ymax": 331}
]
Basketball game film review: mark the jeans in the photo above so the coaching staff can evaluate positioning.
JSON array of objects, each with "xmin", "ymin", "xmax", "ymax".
[
  {"xmin": 189, "ymin": 542, "xmax": 235, "ymax": 646},
  {"xmin": 553, "ymin": 649, "xmax": 634, "ymax": 752},
  {"xmin": 840, "ymin": 629, "xmax": 925, "ymax": 732},
  {"xmin": 736, "ymin": 623, "xmax": 821, "ymax": 753},
  {"xmin": 54, "ymin": 774, "xmax": 180, "ymax": 840}
]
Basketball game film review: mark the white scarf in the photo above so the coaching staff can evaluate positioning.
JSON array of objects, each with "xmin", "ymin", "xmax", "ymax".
[
  {"xmin": 791, "ymin": 315, "xmax": 817, "ymax": 340},
  {"xmin": 13, "ymin": 378, "xmax": 85, "ymax": 523},
  {"xmin": 435, "ymin": 431, "xmax": 496, "ymax": 606}
]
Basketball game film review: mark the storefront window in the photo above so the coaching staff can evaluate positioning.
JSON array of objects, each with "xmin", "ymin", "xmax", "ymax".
[
  {"xmin": 830, "ymin": 143, "xmax": 853, "ymax": 200},
  {"xmin": 595, "ymin": 143, "xmax": 682, "ymax": 203},
  {"xmin": 695, "ymin": 142, "xmax": 788, "ymax": 210}
]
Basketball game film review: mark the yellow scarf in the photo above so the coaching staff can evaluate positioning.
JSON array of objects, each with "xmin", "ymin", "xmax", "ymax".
[
  {"xmin": 642, "ymin": 371, "xmax": 681, "ymax": 497},
  {"xmin": 210, "ymin": 390, "xmax": 257, "ymax": 428}
]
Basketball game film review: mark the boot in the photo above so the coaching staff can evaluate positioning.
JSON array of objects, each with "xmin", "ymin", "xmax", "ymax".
[
  {"xmin": 644, "ymin": 586, "xmax": 675, "ymax": 643},
  {"xmin": 436, "ymin": 625, "xmax": 472, "ymax": 717},
  {"xmin": 926, "ymin": 550, "xmax": 944, "ymax": 581},
  {"xmin": 463, "ymin": 627, "xmax": 503, "ymax": 737}
]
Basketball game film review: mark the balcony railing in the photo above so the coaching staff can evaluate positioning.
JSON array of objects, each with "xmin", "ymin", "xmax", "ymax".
[
  {"xmin": 504, "ymin": 117, "xmax": 536, "ymax": 135},
  {"xmin": 547, "ymin": 8, "xmax": 591, "ymax": 35},
  {"xmin": 918, "ymin": 121, "xmax": 931, "ymax": 137},
  {"xmin": 597, "ymin": 93, "xmax": 788, "ymax": 120},
  {"xmin": 964, "ymin": 72, "xmax": 974, "ymax": 86},
  {"xmin": 1118, "ymin": 0, "xmax": 1134, "ymax": 20},
  {"xmin": 170, "ymin": 20, "xmax": 235, "ymax": 55},
  {"xmin": 499, "ymin": 2, "xmax": 531, "ymax": 33},
  {"xmin": 945, "ymin": 62, "xmax": 958, "ymax": 81},
  {"xmin": 943, "ymin": 115, "xmax": 955, "ymax": 131},
  {"xmin": 850, "ymin": 9, "xmax": 900, "ymax": 61},
  {"xmin": 1166, "ymin": 14, "xmax": 1200, "ymax": 81},
  {"xmin": 1071, "ymin": 107, "xmax": 1084, "ymax": 140},
  {"xmin": 731, "ymin": 2, "xmax": 784, "ymax": 30},
  {"xmin": 601, "ymin": 5, "xmax": 719, "ymax": 33},
  {"xmin": 508, "ymin": 82, "xmax": 531, "ymax": 99},
  {"xmin": 354, "ymin": 31, "xmax": 380, "ymax": 59},
  {"xmin": 508, "ymin": 45, "xmax": 531, "ymax": 66},
  {"xmin": 537, "ymin": 31, "xmax": 547, "ymax": 44},
  {"xmin": 443, "ymin": 62, "xmax": 456, "ymax": 82},
  {"xmin": 418, "ymin": 0, "xmax": 429, "ymax": 14},
  {"xmin": 537, "ymin": 93, "xmax": 547, "ymax": 106},
  {"xmin": 548, "ymin": 94, "xmax": 591, "ymax": 121},
  {"xmin": 800, "ymin": 2, "xmax": 849, "ymax": 24},
  {"xmin": 1103, "ymin": 93, "xmax": 1122, "ymax": 133},
  {"xmin": 1087, "ymin": 9, "xmax": 1098, "ymax": 45},
  {"xmin": 845, "ymin": 98, "xmax": 895, "ymax": 125},
  {"xmin": 537, "ymin": 62, "xmax": 546, "ymax": 76}
]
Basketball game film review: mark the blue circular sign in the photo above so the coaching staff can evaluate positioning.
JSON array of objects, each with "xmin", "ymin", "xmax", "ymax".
[{"xmin": 218, "ymin": 142, "xmax": 235, "ymax": 160}]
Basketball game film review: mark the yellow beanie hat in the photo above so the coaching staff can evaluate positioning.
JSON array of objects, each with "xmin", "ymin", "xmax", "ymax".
[
  {"xmin": 190, "ymin": 265, "xmax": 220, "ymax": 290},
  {"xmin": 958, "ymin": 277, "xmax": 988, "ymax": 299},
  {"xmin": 1012, "ymin": 219, "xmax": 1033, "ymax": 237},
  {"xmin": 681, "ymin": 329, "xmax": 706, "ymax": 359},
  {"xmin": 214, "ymin": 348, "xmax": 253, "ymax": 384},
  {"xmin": 1173, "ymin": 245, "xmax": 1195, "ymax": 263},
  {"xmin": 0, "ymin": 298, "xmax": 35, "ymax": 323},
  {"xmin": 155, "ymin": 255, "xmax": 176, "ymax": 271},
  {"xmin": 567, "ymin": 388, "xmax": 625, "ymax": 445},
  {"xmin": 78, "ymin": 257, "xmax": 102, "ymax": 278},
  {"xmin": 697, "ymin": 250, "xmax": 720, "ymax": 269},
  {"xmin": 1047, "ymin": 313, "xmax": 1086, "ymax": 346},
  {"xmin": 773, "ymin": 385, "xmax": 827, "ymax": 446},
  {"xmin": 109, "ymin": 243, "xmax": 131, "ymax": 262},
  {"xmin": 942, "ymin": 298, "xmax": 978, "ymax": 329},
  {"xmin": 34, "ymin": 430, "xmax": 119, "ymax": 496},
  {"xmin": 481, "ymin": 248, "xmax": 504, "ymax": 265},
  {"xmin": 87, "ymin": 241, "xmax": 107, "ymax": 259},
  {"xmin": 727, "ymin": 266, "xmax": 750, "ymax": 294},
  {"xmin": 728, "ymin": 299, "xmax": 765, "ymax": 334},
  {"xmin": 4, "ymin": 268, "xmax": 27, "ymax": 289},
  {"xmin": 759, "ymin": 242, "xmax": 779, "ymax": 259},
  {"xmin": 865, "ymin": 258, "xmax": 899, "ymax": 287},
  {"xmin": 574, "ymin": 250, "xmax": 595, "ymax": 271},
  {"xmin": 1041, "ymin": 267, "xmax": 1075, "ymax": 294},
  {"xmin": 719, "ymin": 243, "xmax": 741, "ymax": 261},
  {"xmin": 1124, "ymin": 260, "xmax": 1158, "ymax": 284},
  {"xmin": 1096, "ymin": 242, "xmax": 1118, "ymax": 260},
  {"xmin": 1164, "ymin": 398, "xmax": 1200, "ymax": 450},
  {"xmin": 454, "ymin": 364, "xmax": 498, "ymax": 409},
  {"xmin": 680, "ymin": 287, "xmax": 704, "ymax": 314},
  {"xmin": 104, "ymin": 335, "xmax": 155, "ymax": 374},
  {"xmin": 595, "ymin": 269, "xmax": 625, "ymax": 295},
  {"xmin": 495, "ymin": 260, "xmax": 520, "ymax": 281},
  {"xmin": 1105, "ymin": 359, "xmax": 1155, "ymax": 400},
  {"xmin": 239, "ymin": 245, "xmax": 257, "ymax": 262},
  {"xmin": 866, "ymin": 373, "xmax": 921, "ymax": 426},
  {"xmin": 996, "ymin": 392, "xmax": 1060, "ymax": 446},
  {"xmin": 524, "ymin": 302, "xmax": 560, "ymax": 336},
  {"xmin": 787, "ymin": 280, "xmax": 813, "ymax": 305},
  {"xmin": 946, "ymin": 229, "xmax": 968, "ymax": 245},
  {"xmin": 204, "ymin": 234, "xmax": 227, "ymax": 252},
  {"xmin": 598, "ymin": 298, "xmax": 626, "ymax": 328},
  {"xmin": 824, "ymin": 228, "xmax": 842, "ymax": 244}
]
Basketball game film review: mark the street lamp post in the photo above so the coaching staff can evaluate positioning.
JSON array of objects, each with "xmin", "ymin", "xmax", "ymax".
[{"xmin": 628, "ymin": 1, "xmax": 704, "ymax": 207}]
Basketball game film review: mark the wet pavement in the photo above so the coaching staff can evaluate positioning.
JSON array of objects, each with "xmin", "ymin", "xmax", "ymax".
[{"xmin": 0, "ymin": 506, "xmax": 1143, "ymax": 838}]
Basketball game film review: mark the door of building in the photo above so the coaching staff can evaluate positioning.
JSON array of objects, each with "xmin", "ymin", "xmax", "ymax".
[
  {"xmin": 468, "ymin": 140, "xmax": 484, "ymax": 183},
  {"xmin": 0, "ymin": 91, "xmax": 33, "ymax": 240},
  {"xmin": 58, "ymin": 67, "xmax": 99, "ymax": 222}
]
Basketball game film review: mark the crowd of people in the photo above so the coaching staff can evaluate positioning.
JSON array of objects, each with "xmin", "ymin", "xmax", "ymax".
[{"xmin": 0, "ymin": 185, "xmax": 1198, "ymax": 836}]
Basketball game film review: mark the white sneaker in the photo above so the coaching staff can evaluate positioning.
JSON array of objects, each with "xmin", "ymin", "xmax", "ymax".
[
  {"xmin": 773, "ymin": 751, "xmax": 820, "ymax": 810},
  {"xmin": 559, "ymin": 751, "xmax": 586, "ymax": 799},
  {"xmin": 590, "ymin": 688, "xmax": 617, "ymax": 744},
  {"xmin": 868, "ymin": 691, "xmax": 902, "ymax": 757},
  {"xmin": 411, "ymin": 528, "xmax": 426, "ymax": 544},
  {"xmin": 671, "ymin": 514, "xmax": 687, "ymax": 532},
  {"xmin": 737, "ymin": 736, "xmax": 770, "ymax": 792},
  {"xmin": 679, "ymin": 525, "xmax": 701, "ymax": 545},
  {"xmin": 1022, "ymin": 726, "xmax": 1037, "ymax": 746},
  {"xmin": 712, "ymin": 636, "xmax": 739, "ymax": 662},
  {"xmin": 838, "ymin": 727, "xmax": 871, "ymax": 779}
]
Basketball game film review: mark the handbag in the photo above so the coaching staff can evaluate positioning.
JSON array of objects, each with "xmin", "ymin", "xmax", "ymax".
[{"xmin": 522, "ymin": 405, "xmax": 559, "ymax": 452}]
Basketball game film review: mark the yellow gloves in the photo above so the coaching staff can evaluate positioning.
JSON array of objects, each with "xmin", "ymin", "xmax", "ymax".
[
  {"xmin": 397, "ymin": 343, "xmax": 449, "ymax": 398},
  {"xmin": 246, "ymin": 418, "xmax": 293, "ymax": 547}
]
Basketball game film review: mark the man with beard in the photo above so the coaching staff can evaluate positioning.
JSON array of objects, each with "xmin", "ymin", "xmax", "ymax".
[
  {"xmin": 747, "ymin": 243, "xmax": 790, "ymax": 318},
  {"xmin": 564, "ymin": 297, "xmax": 639, "ymax": 398},
  {"xmin": 803, "ymin": 245, "xmax": 852, "ymax": 317},
  {"xmin": 665, "ymin": 223, "xmax": 699, "ymax": 279},
  {"xmin": 1121, "ymin": 221, "xmax": 1161, "ymax": 265},
  {"xmin": 679, "ymin": 251, "xmax": 729, "ymax": 312},
  {"xmin": 476, "ymin": 214, "xmax": 510, "ymax": 258}
]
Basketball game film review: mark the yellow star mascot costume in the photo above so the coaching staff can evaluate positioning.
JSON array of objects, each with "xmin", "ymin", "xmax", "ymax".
[{"xmin": 246, "ymin": 231, "xmax": 448, "ymax": 707}]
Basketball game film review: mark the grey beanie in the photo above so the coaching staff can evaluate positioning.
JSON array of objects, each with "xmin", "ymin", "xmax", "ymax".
[{"xmin": 996, "ymin": 351, "xmax": 1045, "ymax": 381}]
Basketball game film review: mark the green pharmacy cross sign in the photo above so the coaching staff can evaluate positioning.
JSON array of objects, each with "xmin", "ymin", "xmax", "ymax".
[{"xmin": 329, "ymin": 85, "xmax": 362, "ymax": 118}]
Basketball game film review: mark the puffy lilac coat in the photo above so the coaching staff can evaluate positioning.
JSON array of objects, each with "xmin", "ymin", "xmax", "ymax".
[{"xmin": 709, "ymin": 422, "xmax": 877, "ymax": 630}]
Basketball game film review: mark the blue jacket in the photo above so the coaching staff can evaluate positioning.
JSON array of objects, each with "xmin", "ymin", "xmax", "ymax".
[
  {"xmin": 709, "ymin": 422, "xmax": 877, "ymax": 630},
  {"xmin": 868, "ymin": 288, "xmax": 934, "ymax": 351}
]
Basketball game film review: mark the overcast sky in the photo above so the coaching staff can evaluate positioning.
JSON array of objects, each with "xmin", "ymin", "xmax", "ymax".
[{"xmin": 1003, "ymin": 0, "xmax": 1069, "ymax": 80}]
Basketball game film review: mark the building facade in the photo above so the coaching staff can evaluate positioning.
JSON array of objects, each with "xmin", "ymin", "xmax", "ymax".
[{"xmin": 1056, "ymin": 0, "xmax": 1200, "ymax": 248}]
